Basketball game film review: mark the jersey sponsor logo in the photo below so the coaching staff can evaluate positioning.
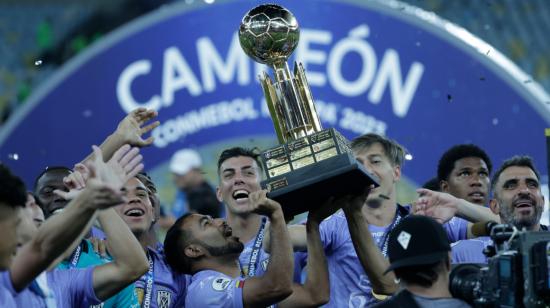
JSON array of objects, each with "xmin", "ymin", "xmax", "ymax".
[
  {"xmin": 212, "ymin": 277, "xmax": 232, "ymax": 291},
  {"xmin": 157, "ymin": 290, "xmax": 172, "ymax": 308}
]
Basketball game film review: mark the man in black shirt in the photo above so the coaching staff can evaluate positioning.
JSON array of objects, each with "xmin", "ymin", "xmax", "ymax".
[{"xmin": 374, "ymin": 215, "xmax": 470, "ymax": 308}]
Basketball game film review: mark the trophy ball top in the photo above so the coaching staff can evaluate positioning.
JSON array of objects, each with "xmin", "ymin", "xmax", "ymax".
[{"xmin": 239, "ymin": 4, "xmax": 300, "ymax": 66}]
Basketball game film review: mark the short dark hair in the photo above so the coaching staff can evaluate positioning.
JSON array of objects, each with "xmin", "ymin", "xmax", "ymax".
[
  {"xmin": 437, "ymin": 144, "xmax": 492, "ymax": 182},
  {"xmin": 491, "ymin": 155, "xmax": 540, "ymax": 192},
  {"xmin": 33, "ymin": 166, "xmax": 72, "ymax": 192},
  {"xmin": 135, "ymin": 172, "xmax": 158, "ymax": 207},
  {"xmin": 393, "ymin": 256, "xmax": 448, "ymax": 288},
  {"xmin": 0, "ymin": 164, "xmax": 27, "ymax": 208},
  {"xmin": 350, "ymin": 134, "xmax": 406, "ymax": 167},
  {"xmin": 164, "ymin": 213, "xmax": 195, "ymax": 274},
  {"xmin": 422, "ymin": 177, "xmax": 440, "ymax": 191},
  {"xmin": 217, "ymin": 147, "xmax": 262, "ymax": 174}
]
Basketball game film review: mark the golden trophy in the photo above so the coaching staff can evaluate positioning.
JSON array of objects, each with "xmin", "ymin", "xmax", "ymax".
[{"xmin": 239, "ymin": 4, "xmax": 378, "ymax": 217}]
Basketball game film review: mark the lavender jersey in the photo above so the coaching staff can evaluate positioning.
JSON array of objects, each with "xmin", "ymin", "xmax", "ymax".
[
  {"xmin": 309, "ymin": 210, "xmax": 397, "ymax": 307},
  {"xmin": 239, "ymin": 220, "xmax": 303, "ymax": 283},
  {"xmin": 135, "ymin": 245, "xmax": 189, "ymax": 308},
  {"xmin": 14, "ymin": 272, "xmax": 55, "ymax": 307},
  {"xmin": 451, "ymin": 237, "xmax": 491, "ymax": 264},
  {"xmin": 239, "ymin": 235, "xmax": 270, "ymax": 277},
  {"xmin": 49, "ymin": 267, "xmax": 101, "ymax": 307},
  {"xmin": 444, "ymin": 217, "xmax": 469, "ymax": 243},
  {"xmin": 0, "ymin": 271, "xmax": 17, "ymax": 307},
  {"xmin": 185, "ymin": 270, "xmax": 244, "ymax": 307}
]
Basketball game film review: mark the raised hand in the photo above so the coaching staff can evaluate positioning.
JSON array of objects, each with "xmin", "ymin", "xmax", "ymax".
[
  {"xmin": 308, "ymin": 196, "xmax": 342, "ymax": 224},
  {"xmin": 90, "ymin": 144, "xmax": 144, "ymax": 191},
  {"xmin": 115, "ymin": 108, "xmax": 160, "ymax": 147},
  {"xmin": 414, "ymin": 188, "xmax": 459, "ymax": 224},
  {"xmin": 54, "ymin": 164, "xmax": 91, "ymax": 201},
  {"xmin": 248, "ymin": 190, "xmax": 283, "ymax": 217},
  {"xmin": 79, "ymin": 166, "xmax": 126, "ymax": 210}
]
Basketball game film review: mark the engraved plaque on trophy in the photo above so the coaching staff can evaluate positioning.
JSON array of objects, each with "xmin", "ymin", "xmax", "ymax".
[{"xmin": 239, "ymin": 4, "xmax": 379, "ymax": 218}]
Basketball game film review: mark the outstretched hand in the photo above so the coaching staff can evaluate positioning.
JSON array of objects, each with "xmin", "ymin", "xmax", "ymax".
[
  {"xmin": 55, "ymin": 144, "xmax": 143, "ymax": 203},
  {"xmin": 414, "ymin": 188, "xmax": 459, "ymax": 224},
  {"xmin": 54, "ymin": 164, "xmax": 90, "ymax": 201},
  {"xmin": 98, "ymin": 144, "xmax": 144, "ymax": 190},
  {"xmin": 115, "ymin": 108, "xmax": 160, "ymax": 147}
]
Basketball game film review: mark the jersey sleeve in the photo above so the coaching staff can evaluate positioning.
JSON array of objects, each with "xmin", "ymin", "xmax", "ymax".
[
  {"xmin": 443, "ymin": 217, "xmax": 468, "ymax": 242},
  {"xmin": 186, "ymin": 275, "xmax": 244, "ymax": 308}
]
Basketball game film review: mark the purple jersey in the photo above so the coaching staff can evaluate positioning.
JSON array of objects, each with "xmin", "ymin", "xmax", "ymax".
[
  {"xmin": 239, "ymin": 234, "xmax": 270, "ymax": 277},
  {"xmin": 49, "ymin": 268, "xmax": 101, "ymax": 307},
  {"xmin": 240, "ymin": 218, "xmax": 303, "ymax": 283},
  {"xmin": 135, "ymin": 245, "xmax": 189, "ymax": 308},
  {"xmin": 443, "ymin": 217, "xmax": 469, "ymax": 243},
  {"xmin": 312, "ymin": 211, "xmax": 397, "ymax": 307},
  {"xmin": 14, "ymin": 272, "xmax": 55, "ymax": 308},
  {"xmin": 15, "ymin": 268, "xmax": 102, "ymax": 307},
  {"xmin": 185, "ymin": 270, "xmax": 244, "ymax": 308},
  {"xmin": 451, "ymin": 237, "xmax": 491, "ymax": 264},
  {"xmin": 0, "ymin": 271, "xmax": 17, "ymax": 307}
]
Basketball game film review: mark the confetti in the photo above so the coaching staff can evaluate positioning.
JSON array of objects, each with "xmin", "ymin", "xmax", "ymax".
[
  {"xmin": 34, "ymin": 60, "xmax": 43, "ymax": 66},
  {"xmin": 447, "ymin": 94, "xmax": 453, "ymax": 102}
]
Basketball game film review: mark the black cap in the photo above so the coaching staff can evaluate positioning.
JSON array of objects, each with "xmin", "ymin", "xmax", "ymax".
[{"xmin": 383, "ymin": 215, "xmax": 450, "ymax": 274}]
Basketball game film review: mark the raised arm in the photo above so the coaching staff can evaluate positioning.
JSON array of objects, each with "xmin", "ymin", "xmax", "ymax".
[
  {"xmin": 81, "ymin": 108, "xmax": 159, "ymax": 164},
  {"xmin": 10, "ymin": 171, "xmax": 125, "ymax": 291},
  {"xmin": 278, "ymin": 198, "xmax": 336, "ymax": 308},
  {"xmin": 415, "ymin": 188, "xmax": 500, "ymax": 238},
  {"xmin": 242, "ymin": 190, "xmax": 294, "ymax": 307},
  {"xmin": 69, "ymin": 144, "xmax": 148, "ymax": 299},
  {"xmin": 91, "ymin": 208, "xmax": 148, "ymax": 300},
  {"xmin": 342, "ymin": 194, "xmax": 398, "ymax": 296}
]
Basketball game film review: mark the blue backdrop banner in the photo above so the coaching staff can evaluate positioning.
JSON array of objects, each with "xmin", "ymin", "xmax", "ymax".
[{"xmin": 1, "ymin": 0, "xmax": 549, "ymax": 192}]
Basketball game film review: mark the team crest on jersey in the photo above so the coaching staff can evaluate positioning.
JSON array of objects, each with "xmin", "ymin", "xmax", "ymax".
[
  {"xmin": 261, "ymin": 259, "xmax": 269, "ymax": 271},
  {"xmin": 212, "ymin": 277, "xmax": 232, "ymax": 291},
  {"xmin": 157, "ymin": 290, "xmax": 172, "ymax": 308}
]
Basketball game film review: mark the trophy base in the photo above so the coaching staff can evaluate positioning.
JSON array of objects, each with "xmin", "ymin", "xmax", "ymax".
[{"xmin": 262, "ymin": 152, "xmax": 379, "ymax": 219}]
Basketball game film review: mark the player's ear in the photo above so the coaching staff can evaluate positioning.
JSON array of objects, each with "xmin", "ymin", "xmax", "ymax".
[{"xmin": 184, "ymin": 244, "xmax": 205, "ymax": 259}]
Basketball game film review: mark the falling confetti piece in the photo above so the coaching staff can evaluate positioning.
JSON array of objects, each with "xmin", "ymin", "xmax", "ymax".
[
  {"xmin": 34, "ymin": 60, "xmax": 43, "ymax": 66},
  {"xmin": 447, "ymin": 94, "xmax": 452, "ymax": 102},
  {"xmin": 8, "ymin": 153, "xmax": 19, "ymax": 160},
  {"xmin": 486, "ymin": 50, "xmax": 491, "ymax": 55}
]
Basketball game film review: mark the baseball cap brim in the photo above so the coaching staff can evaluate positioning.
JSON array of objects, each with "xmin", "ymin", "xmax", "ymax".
[{"xmin": 383, "ymin": 251, "xmax": 449, "ymax": 275}]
